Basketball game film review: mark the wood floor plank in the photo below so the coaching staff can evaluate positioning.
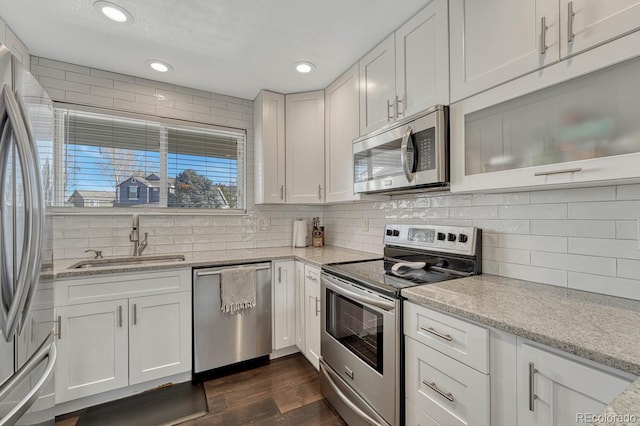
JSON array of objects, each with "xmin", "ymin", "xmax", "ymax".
[{"xmin": 57, "ymin": 353, "xmax": 345, "ymax": 426}]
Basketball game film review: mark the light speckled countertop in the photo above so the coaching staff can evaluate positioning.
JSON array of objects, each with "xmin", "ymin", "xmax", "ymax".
[
  {"xmin": 401, "ymin": 274, "xmax": 640, "ymax": 425},
  {"xmin": 54, "ymin": 246, "xmax": 381, "ymax": 279}
]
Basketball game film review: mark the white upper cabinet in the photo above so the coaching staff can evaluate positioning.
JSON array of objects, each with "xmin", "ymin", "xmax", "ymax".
[
  {"xmin": 359, "ymin": 34, "xmax": 396, "ymax": 135},
  {"xmin": 560, "ymin": 0, "xmax": 640, "ymax": 58},
  {"xmin": 325, "ymin": 64, "xmax": 359, "ymax": 203},
  {"xmin": 396, "ymin": 0, "xmax": 450, "ymax": 117},
  {"xmin": 254, "ymin": 90, "xmax": 286, "ymax": 204},
  {"xmin": 285, "ymin": 91, "xmax": 325, "ymax": 204},
  {"xmin": 450, "ymin": 0, "xmax": 559, "ymax": 102},
  {"xmin": 360, "ymin": 0, "xmax": 450, "ymax": 134}
]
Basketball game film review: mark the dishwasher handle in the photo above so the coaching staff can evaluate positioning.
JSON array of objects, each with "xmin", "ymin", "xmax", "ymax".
[{"xmin": 195, "ymin": 263, "xmax": 271, "ymax": 277}]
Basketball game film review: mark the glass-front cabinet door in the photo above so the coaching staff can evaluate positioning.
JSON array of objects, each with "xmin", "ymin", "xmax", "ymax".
[{"xmin": 451, "ymin": 53, "xmax": 640, "ymax": 193}]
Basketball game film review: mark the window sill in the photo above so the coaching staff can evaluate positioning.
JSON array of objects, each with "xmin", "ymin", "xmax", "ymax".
[{"xmin": 51, "ymin": 207, "xmax": 248, "ymax": 216}]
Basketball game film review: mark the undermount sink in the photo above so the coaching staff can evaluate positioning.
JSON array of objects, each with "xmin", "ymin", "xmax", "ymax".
[{"xmin": 68, "ymin": 254, "xmax": 186, "ymax": 269}]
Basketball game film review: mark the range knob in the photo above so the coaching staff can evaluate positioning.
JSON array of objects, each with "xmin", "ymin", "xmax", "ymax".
[
  {"xmin": 447, "ymin": 233, "xmax": 456, "ymax": 242},
  {"xmin": 386, "ymin": 229, "xmax": 393, "ymax": 236},
  {"xmin": 392, "ymin": 229, "xmax": 400, "ymax": 237},
  {"xmin": 437, "ymin": 232, "xmax": 446, "ymax": 241},
  {"xmin": 459, "ymin": 234, "xmax": 468, "ymax": 243}
]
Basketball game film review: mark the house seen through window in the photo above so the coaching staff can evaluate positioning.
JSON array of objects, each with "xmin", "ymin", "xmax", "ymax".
[{"xmin": 55, "ymin": 107, "xmax": 245, "ymax": 210}]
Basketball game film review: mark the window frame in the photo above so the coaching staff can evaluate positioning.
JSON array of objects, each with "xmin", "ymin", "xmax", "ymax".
[{"xmin": 52, "ymin": 102, "xmax": 247, "ymax": 215}]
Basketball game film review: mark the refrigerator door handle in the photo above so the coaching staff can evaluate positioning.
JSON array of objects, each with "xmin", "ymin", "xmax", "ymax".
[
  {"xmin": 0, "ymin": 332, "xmax": 56, "ymax": 425},
  {"xmin": 15, "ymin": 91, "xmax": 44, "ymax": 333},
  {"xmin": 0, "ymin": 111, "xmax": 13, "ymax": 327},
  {"xmin": 0, "ymin": 84, "xmax": 40, "ymax": 341}
]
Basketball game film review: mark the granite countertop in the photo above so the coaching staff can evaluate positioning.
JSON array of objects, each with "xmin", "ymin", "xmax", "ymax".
[
  {"xmin": 401, "ymin": 274, "xmax": 640, "ymax": 425},
  {"xmin": 54, "ymin": 246, "xmax": 382, "ymax": 279}
]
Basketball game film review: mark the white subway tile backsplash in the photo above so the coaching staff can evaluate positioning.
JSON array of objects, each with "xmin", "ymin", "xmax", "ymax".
[
  {"xmin": 484, "ymin": 247, "xmax": 530, "ymax": 265},
  {"xmin": 471, "ymin": 192, "xmax": 530, "ymax": 205},
  {"xmin": 530, "ymin": 186, "xmax": 616, "ymax": 203},
  {"xmin": 65, "ymin": 91, "xmax": 114, "ymax": 108},
  {"xmin": 531, "ymin": 220, "xmax": 616, "ymax": 238},
  {"xmin": 450, "ymin": 205, "xmax": 497, "ymax": 219},
  {"xmin": 500, "ymin": 234, "xmax": 567, "ymax": 252},
  {"xmin": 530, "ymin": 252, "xmax": 617, "ymax": 276},
  {"xmin": 91, "ymin": 86, "xmax": 135, "ymax": 102},
  {"xmin": 616, "ymin": 220, "xmax": 638, "ymax": 240},
  {"xmin": 38, "ymin": 76, "xmax": 90, "ymax": 94},
  {"xmin": 113, "ymin": 99, "xmax": 156, "ymax": 114},
  {"xmin": 38, "ymin": 58, "xmax": 89, "ymax": 74},
  {"xmin": 569, "ymin": 200, "xmax": 640, "ymax": 220},
  {"xmin": 568, "ymin": 272, "xmax": 640, "ymax": 300},
  {"xmin": 499, "ymin": 263, "xmax": 567, "ymax": 287},
  {"xmin": 66, "ymin": 71, "xmax": 114, "ymax": 89},
  {"xmin": 471, "ymin": 219, "xmax": 530, "ymax": 234},
  {"xmin": 568, "ymin": 237, "xmax": 640, "ymax": 260},
  {"xmin": 498, "ymin": 204, "xmax": 567, "ymax": 219},
  {"xmin": 618, "ymin": 259, "xmax": 640, "ymax": 280}
]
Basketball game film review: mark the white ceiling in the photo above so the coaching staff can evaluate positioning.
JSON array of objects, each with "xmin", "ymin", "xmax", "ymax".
[{"xmin": 0, "ymin": 0, "xmax": 429, "ymax": 100}]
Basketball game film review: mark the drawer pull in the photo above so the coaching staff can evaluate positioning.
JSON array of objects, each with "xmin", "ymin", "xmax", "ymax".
[
  {"xmin": 420, "ymin": 326, "xmax": 453, "ymax": 341},
  {"xmin": 529, "ymin": 362, "xmax": 538, "ymax": 411},
  {"xmin": 422, "ymin": 380, "xmax": 455, "ymax": 402},
  {"xmin": 534, "ymin": 167, "xmax": 582, "ymax": 176}
]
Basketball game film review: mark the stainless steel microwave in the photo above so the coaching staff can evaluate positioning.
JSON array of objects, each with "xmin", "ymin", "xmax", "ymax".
[{"xmin": 353, "ymin": 105, "xmax": 448, "ymax": 194}]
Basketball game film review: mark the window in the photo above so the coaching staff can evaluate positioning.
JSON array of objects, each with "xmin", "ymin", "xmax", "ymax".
[
  {"xmin": 128, "ymin": 186, "xmax": 140, "ymax": 200},
  {"xmin": 54, "ymin": 106, "xmax": 246, "ymax": 210}
]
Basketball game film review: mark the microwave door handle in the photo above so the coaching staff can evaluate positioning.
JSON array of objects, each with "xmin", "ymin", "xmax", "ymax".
[{"xmin": 400, "ymin": 126, "xmax": 415, "ymax": 182}]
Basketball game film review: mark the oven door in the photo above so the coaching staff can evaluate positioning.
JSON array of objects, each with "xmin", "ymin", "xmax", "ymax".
[
  {"xmin": 321, "ymin": 273, "xmax": 398, "ymax": 425},
  {"xmin": 353, "ymin": 107, "xmax": 447, "ymax": 194}
]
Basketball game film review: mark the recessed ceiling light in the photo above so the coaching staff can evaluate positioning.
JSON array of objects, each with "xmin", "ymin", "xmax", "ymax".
[
  {"xmin": 295, "ymin": 61, "xmax": 315, "ymax": 74},
  {"xmin": 145, "ymin": 60, "xmax": 173, "ymax": 73},
  {"xmin": 94, "ymin": 1, "xmax": 132, "ymax": 23}
]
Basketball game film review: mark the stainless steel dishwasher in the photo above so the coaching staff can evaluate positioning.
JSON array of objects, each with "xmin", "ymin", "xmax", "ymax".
[{"xmin": 193, "ymin": 262, "xmax": 272, "ymax": 374}]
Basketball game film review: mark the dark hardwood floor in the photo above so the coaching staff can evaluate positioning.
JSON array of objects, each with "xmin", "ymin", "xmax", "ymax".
[{"xmin": 55, "ymin": 354, "xmax": 346, "ymax": 426}]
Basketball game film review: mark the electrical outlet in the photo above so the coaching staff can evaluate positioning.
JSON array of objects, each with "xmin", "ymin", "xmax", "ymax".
[
  {"xmin": 362, "ymin": 217, "xmax": 369, "ymax": 232},
  {"xmin": 259, "ymin": 218, "xmax": 271, "ymax": 231}
]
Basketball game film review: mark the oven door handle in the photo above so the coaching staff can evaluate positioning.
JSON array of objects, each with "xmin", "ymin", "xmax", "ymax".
[
  {"xmin": 320, "ymin": 359, "xmax": 389, "ymax": 426},
  {"xmin": 322, "ymin": 275, "xmax": 395, "ymax": 312}
]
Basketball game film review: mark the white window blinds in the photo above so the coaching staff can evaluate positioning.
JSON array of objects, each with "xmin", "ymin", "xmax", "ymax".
[{"xmin": 55, "ymin": 106, "xmax": 245, "ymax": 210}]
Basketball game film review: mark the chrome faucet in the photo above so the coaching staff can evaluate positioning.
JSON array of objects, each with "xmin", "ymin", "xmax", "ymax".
[
  {"xmin": 84, "ymin": 249, "xmax": 103, "ymax": 259},
  {"xmin": 129, "ymin": 214, "xmax": 148, "ymax": 256}
]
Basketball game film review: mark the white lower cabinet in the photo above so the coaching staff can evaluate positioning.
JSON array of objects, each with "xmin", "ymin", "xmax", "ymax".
[
  {"xmin": 55, "ymin": 300, "xmax": 129, "ymax": 403},
  {"xmin": 303, "ymin": 265, "xmax": 321, "ymax": 370},
  {"xmin": 129, "ymin": 292, "xmax": 191, "ymax": 385},
  {"xmin": 295, "ymin": 261, "xmax": 306, "ymax": 353},
  {"xmin": 54, "ymin": 269, "xmax": 192, "ymax": 404},
  {"xmin": 272, "ymin": 260, "xmax": 296, "ymax": 351},
  {"xmin": 517, "ymin": 340, "xmax": 633, "ymax": 426}
]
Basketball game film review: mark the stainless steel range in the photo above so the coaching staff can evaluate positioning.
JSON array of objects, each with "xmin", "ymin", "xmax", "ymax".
[{"xmin": 320, "ymin": 224, "xmax": 482, "ymax": 426}]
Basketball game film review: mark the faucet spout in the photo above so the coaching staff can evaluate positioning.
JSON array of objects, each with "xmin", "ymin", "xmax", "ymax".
[
  {"xmin": 130, "ymin": 214, "xmax": 142, "ymax": 256},
  {"xmin": 137, "ymin": 232, "xmax": 148, "ymax": 256}
]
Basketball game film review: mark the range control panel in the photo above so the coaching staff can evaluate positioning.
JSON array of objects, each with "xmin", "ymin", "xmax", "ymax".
[{"xmin": 383, "ymin": 224, "xmax": 478, "ymax": 256}]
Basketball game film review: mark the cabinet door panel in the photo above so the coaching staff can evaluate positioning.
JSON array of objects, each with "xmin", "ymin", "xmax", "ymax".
[
  {"xmin": 295, "ymin": 262, "xmax": 306, "ymax": 353},
  {"xmin": 517, "ymin": 342, "xmax": 632, "ymax": 426},
  {"xmin": 359, "ymin": 34, "xmax": 396, "ymax": 135},
  {"xmin": 285, "ymin": 91, "xmax": 325, "ymax": 204},
  {"xmin": 129, "ymin": 292, "xmax": 191, "ymax": 385},
  {"xmin": 254, "ymin": 91, "xmax": 285, "ymax": 204},
  {"xmin": 304, "ymin": 266, "xmax": 321, "ymax": 370},
  {"xmin": 396, "ymin": 0, "xmax": 449, "ymax": 117},
  {"xmin": 325, "ymin": 64, "xmax": 359, "ymax": 203},
  {"xmin": 55, "ymin": 300, "xmax": 128, "ymax": 403},
  {"xmin": 450, "ymin": 0, "xmax": 558, "ymax": 102},
  {"xmin": 273, "ymin": 261, "xmax": 296, "ymax": 350},
  {"xmin": 560, "ymin": 0, "xmax": 640, "ymax": 58}
]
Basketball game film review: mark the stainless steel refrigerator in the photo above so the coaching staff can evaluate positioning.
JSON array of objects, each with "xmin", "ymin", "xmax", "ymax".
[{"xmin": 0, "ymin": 44, "xmax": 56, "ymax": 425}]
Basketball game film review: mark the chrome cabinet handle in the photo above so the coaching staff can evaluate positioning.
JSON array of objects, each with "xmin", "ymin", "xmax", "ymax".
[
  {"xmin": 540, "ymin": 17, "xmax": 549, "ymax": 54},
  {"xmin": 423, "ymin": 380, "xmax": 454, "ymax": 402},
  {"xmin": 278, "ymin": 266, "xmax": 282, "ymax": 283},
  {"xmin": 280, "ymin": 185, "xmax": 284, "ymax": 200},
  {"xmin": 315, "ymin": 297, "xmax": 320, "ymax": 316},
  {"xmin": 420, "ymin": 326, "xmax": 453, "ymax": 342},
  {"xmin": 529, "ymin": 362, "xmax": 538, "ymax": 411},
  {"xmin": 396, "ymin": 95, "xmax": 404, "ymax": 116},
  {"xmin": 118, "ymin": 305, "xmax": 123, "ymax": 328},
  {"xmin": 133, "ymin": 304, "xmax": 137, "ymax": 325},
  {"xmin": 534, "ymin": 167, "xmax": 582, "ymax": 176},
  {"xmin": 56, "ymin": 315, "xmax": 61, "ymax": 340},
  {"xmin": 567, "ymin": 2, "xmax": 575, "ymax": 43},
  {"xmin": 306, "ymin": 274, "xmax": 318, "ymax": 282},
  {"xmin": 318, "ymin": 184, "xmax": 322, "ymax": 200},
  {"xmin": 400, "ymin": 126, "xmax": 415, "ymax": 183},
  {"xmin": 387, "ymin": 100, "xmax": 394, "ymax": 121},
  {"xmin": 30, "ymin": 317, "xmax": 36, "ymax": 342}
]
